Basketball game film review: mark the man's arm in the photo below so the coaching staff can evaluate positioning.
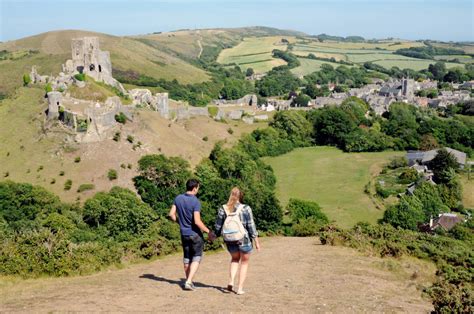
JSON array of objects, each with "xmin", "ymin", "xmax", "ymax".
[
  {"xmin": 193, "ymin": 211, "xmax": 210, "ymax": 234},
  {"xmin": 169, "ymin": 205, "xmax": 177, "ymax": 222}
]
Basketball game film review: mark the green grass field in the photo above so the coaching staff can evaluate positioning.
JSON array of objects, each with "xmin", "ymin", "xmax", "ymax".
[
  {"xmin": 263, "ymin": 146, "xmax": 403, "ymax": 228},
  {"xmin": 291, "ymin": 58, "xmax": 347, "ymax": 76},
  {"xmin": 291, "ymin": 40, "xmax": 465, "ymax": 72},
  {"xmin": 217, "ymin": 36, "xmax": 293, "ymax": 73}
]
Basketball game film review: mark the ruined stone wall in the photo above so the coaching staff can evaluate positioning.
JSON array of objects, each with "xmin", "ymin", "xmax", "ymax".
[{"xmin": 47, "ymin": 91, "xmax": 62, "ymax": 119}]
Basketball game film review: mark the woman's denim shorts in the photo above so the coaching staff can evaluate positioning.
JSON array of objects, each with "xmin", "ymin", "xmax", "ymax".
[{"xmin": 226, "ymin": 241, "xmax": 253, "ymax": 254}]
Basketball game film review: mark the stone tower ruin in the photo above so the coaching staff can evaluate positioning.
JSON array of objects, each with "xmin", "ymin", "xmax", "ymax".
[{"xmin": 62, "ymin": 37, "xmax": 125, "ymax": 93}]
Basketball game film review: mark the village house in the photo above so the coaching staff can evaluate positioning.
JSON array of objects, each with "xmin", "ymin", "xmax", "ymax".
[
  {"xmin": 406, "ymin": 147, "xmax": 467, "ymax": 168},
  {"xmin": 419, "ymin": 213, "xmax": 465, "ymax": 232}
]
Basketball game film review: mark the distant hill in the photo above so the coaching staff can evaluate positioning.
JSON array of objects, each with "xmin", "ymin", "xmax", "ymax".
[{"xmin": 0, "ymin": 27, "xmax": 308, "ymax": 97}]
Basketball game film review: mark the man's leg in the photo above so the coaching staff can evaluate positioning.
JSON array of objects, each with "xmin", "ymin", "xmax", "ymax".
[
  {"xmin": 183, "ymin": 263, "xmax": 190, "ymax": 279},
  {"xmin": 186, "ymin": 260, "xmax": 201, "ymax": 284},
  {"xmin": 185, "ymin": 235, "xmax": 204, "ymax": 285}
]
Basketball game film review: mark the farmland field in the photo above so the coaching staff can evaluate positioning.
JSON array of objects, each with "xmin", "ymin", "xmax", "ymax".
[
  {"xmin": 291, "ymin": 58, "xmax": 348, "ymax": 76},
  {"xmin": 292, "ymin": 40, "xmax": 465, "ymax": 71},
  {"xmin": 373, "ymin": 59, "xmax": 461, "ymax": 71},
  {"xmin": 263, "ymin": 146, "xmax": 403, "ymax": 228},
  {"xmin": 217, "ymin": 36, "xmax": 295, "ymax": 73}
]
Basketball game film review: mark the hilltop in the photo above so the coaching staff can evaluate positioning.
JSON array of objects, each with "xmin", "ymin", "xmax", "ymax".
[{"xmin": 0, "ymin": 237, "xmax": 435, "ymax": 312}]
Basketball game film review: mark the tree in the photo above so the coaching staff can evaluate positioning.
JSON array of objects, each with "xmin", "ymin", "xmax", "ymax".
[
  {"xmin": 428, "ymin": 62, "xmax": 447, "ymax": 81},
  {"xmin": 429, "ymin": 148, "xmax": 460, "ymax": 184},
  {"xmin": 309, "ymin": 107, "xmax": 357, "ymax": 147},
  {"xmin": 292, "ymin": 93, "xmax": 311, "ymax": 107},
  {"xmin": 133, "ymin": 154, "xmax": 192, "ymax": 215},
  {"xmin": 419, "ymin": 134, "xmax": 439, "ymax": 151},
  {"xmin": 245, "ymin": 68, "xmax": 254, "ymax": 77},
  {"xmin": 382, "ymin": 195, "xmax": 425, "ymax": 230},
  {"xmin": 83, "ymin": 187, "xmax": 157, "ymax": 239},
  {"xmin": 270, "ymin": 111, "xmax": 313, "ymax": 147}
]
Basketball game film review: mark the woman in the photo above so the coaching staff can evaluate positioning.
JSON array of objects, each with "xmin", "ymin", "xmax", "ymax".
[{"xmin": 215, "ymin": 187, "xmax": 261, "ymax": 295}]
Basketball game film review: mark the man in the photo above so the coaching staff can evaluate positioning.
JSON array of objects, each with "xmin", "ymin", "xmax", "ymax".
[{"xmin": 169, "ymin": 179, "xmax": 215, "ymax": 291}]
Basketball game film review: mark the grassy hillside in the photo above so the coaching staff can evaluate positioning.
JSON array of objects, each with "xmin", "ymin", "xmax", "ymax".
[
  {"xmin": 0, "ymin": 30, "xmax": 210, "ymax": 96},
  {"xmin": 0, "ymin": 86, "xmax": 265, "ymax": 202},
  {"xmin": 217, "ymin": 36, "xmax": 296, "ymax": 73},
  {"xmin": 263, "ymin": 146, "xmax": 403, "ymax": 228}
]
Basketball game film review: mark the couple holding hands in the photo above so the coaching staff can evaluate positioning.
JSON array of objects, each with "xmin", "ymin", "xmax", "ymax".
[{"xmin": 169, "ymin": 179, "xmax": 260, "ymax": 295}]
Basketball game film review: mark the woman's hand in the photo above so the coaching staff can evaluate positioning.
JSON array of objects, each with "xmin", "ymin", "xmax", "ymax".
[{"xmin": 254, "ymin": 239, "xmax": 261, "ymax": 252}]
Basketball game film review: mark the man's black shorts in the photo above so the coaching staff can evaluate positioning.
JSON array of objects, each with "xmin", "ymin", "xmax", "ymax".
[{"xmin": 181, "ymin": 233, "xmax": 204, "ymax": 264}]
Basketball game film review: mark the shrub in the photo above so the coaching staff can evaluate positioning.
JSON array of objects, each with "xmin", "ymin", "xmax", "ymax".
[
  {"xmin": 202, "ymin": 136, "xmax": 209, "ymax": 142},
  {"xmin": 114, "ymin": 112, "xmax": 127, "ymax": 124},
  {"xmin": 287, "ymin": 198, "xmax": 328, "ymax": 224},
  {"xmin": 107, "ymin": 169, "xmax": 118, "ymax": 181},
  {"xmin": 127, "ymin": 135, "xmax": 134, "ymax": 143},
  {"xmin": 74, "ymin": 157, "xmax": 81, "ymax": 163},
  {"xmin": 77, "ymin": 184, "xmax": 95, "ymax": 193},
  {"xmin": 388, "ymin": 156, "xmax": 408, "ymax": 169},
  {"xmin": 59, "ymin": 171, "xmax": 65, "ymax": 176},
  {"xmin": 44, "ymin": 83, "xmax": 52, "ymax": 93},
  {"xmin": 64, "ymin": 180, "xmax": 72, "ymax": 191},
  {"xmin": 50, "ymin": 179, "xmax": 56, "ymax": 184},
  {"xmin": 227, "ymin": 128, "xmax": 234, "ymax": 135},
  {"xmin": 292, "ymin": 218, "xmax": 325, "ymax": 236},
  {"xmin": 23, "ymin": 73, "xmax": 31, "ymax": 86},
  {"xmin": 113, "ymin": 132, "xmax": 121, "ymax": 142},
  {"xmin": 398, "ymin": 168, "xmax": 419, "ymax": 184},
  {"xmin": 74, "ymin": 73, "xmax": 86, "ymax": 81}
]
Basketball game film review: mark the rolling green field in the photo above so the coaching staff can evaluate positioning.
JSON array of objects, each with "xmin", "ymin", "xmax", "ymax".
[
  {"xmin": 263, "ymin": 146, "xmax": 403, "ymax": 228},
  {"xmin": 217, "ymin": 36, "xmax": 294, "ymax": 73},
  {"xmin": 291, "ymin": 58, "xmax": 346, "ymax": 76},
  {"xmin": 292, "ymin": 41, "xmax": 463, "ymax": 71}
]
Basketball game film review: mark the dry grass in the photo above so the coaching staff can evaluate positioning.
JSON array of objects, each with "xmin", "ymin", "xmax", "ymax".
[{"xmin": 0, "ymin": 87, "xmax": 265, "ymax": 202}]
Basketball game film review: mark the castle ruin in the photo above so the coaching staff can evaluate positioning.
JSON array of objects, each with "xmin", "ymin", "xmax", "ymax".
[{"xmin": 62, "ymin": 37, "xmax": 126, "ymax": 94}]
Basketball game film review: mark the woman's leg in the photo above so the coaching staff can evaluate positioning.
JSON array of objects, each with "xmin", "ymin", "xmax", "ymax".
[
  {"xmin": 229, "ymin": 251, "xmax": 241, "ymax": 287},
  {"xmin": 237, "ymin": 252, "xmax": 251, "ymax": 293}
]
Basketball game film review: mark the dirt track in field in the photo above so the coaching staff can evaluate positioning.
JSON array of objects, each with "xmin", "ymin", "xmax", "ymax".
[{"xmin": 0, "ymin": 237, "xmax": 433, "ymax": 313}]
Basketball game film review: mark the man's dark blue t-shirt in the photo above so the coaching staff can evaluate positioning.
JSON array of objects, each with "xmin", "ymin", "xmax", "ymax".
[{"xmin": 174, "ymin": 193, "xmax": 202, "ymax": 237}]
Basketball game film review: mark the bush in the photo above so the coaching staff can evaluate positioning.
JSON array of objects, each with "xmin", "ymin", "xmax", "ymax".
[
  {"xmin": 202, "ymin": 136, "xmax": 209, "ymax": 142},
  {"xmin": 287, "ymin": 198, "xmax": 328, "ymax": 224},
  {"xmin": 44, "ymin": 83, "xmax": 52, "ymax": 93},
  {"xmin": 292, "ymin": 218, "xmax": 325, "ymax": 237},
  {"xmin": 74, "ymin": 157, "xmax": 81, "ymax": 163},
  {"xmin": 127, "ymin": 135, "xmax": 134, "ymax": 143},
  {"xmin": 23, "ymin": 73, "xmax": 31, "ymax": 86},
  {"xmin": 113, "ymin": 132, "xmax": 121, "ymax": 142},
  {"xmin": 227, "ymin": 128, "xmax": 234, "ymax": 135},
  {"xmin": 64, "ymin": 180, "xmax": 72, "ymax": 191},
  {"xmin": 77, "ymin": 184, "xmax": 95, "ymax": 193},
  {"xmin": 388, "ymin": 156, "xmax": 408, "ymax": 169},
  {"xmin": 74, "ymin": 73, "xmax": 86, "ymax": 81},
  {"xmin": 114, "ymin": 112, "xmax": 127, "ymax": 124},
  {"xmin": 107, "ymin": 169, "xmax": 118, "ymax": 181}
]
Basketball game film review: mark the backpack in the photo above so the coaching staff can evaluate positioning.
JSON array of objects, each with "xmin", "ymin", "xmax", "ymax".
[{"xmin": 222, "ymin": 204, "xmax": 247, "ymax": 243}]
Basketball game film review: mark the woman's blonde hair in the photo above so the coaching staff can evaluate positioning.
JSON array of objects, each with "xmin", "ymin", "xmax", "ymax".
[{"xmin": 226, "ymin": 187, "xmax": 244, "ymax": 212}]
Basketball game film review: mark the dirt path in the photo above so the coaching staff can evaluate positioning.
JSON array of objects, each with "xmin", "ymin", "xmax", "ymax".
[{"xmin": 0, "ymin": 237, "xmax": 433, "ymax": 313}]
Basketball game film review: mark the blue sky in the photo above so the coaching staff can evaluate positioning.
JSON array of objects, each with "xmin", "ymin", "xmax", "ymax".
[{"xmin": 0, "ymin": 0, "xmax": 473, "ymax": 42}]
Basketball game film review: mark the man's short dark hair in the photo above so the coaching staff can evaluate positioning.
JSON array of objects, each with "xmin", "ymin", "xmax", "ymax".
[{"xmin": 186, "ymin": 179, "xmax": 200, "ymax": 191}]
